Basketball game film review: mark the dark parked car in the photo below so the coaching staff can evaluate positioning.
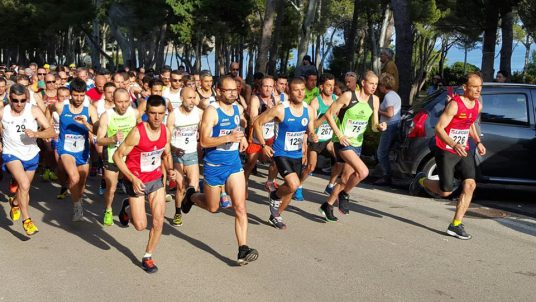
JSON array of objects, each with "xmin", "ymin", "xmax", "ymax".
[{"xmin": 395, "ymin": 83, "xmax": 536, "ymax": 186}]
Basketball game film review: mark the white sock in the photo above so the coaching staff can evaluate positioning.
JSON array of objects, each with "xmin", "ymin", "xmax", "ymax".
[
  {"xmin": 73, "ymin": 200, "xmax": 82, "ymax": 208},
  {"xmin": 143, "ymin": 252, "xmax": 152, "ymax": 258}
]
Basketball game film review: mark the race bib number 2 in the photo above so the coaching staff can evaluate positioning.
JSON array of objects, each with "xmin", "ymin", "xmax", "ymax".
[
  {"xmin": 140, "ymin": 149, "xmax": 164, "ymax": 172},
  {"xmin": 447, "ymin": 128, "xmax": 469, "ymax": 149},
  {"xmin": 284, "ymin": 131, "xmax": 305, "ymax": 151}
]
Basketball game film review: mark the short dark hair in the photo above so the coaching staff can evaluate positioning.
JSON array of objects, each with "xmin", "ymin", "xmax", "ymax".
[
  {"xmin": 318, "ymin": 73, "xmax": 335, "ymax": 86},
  {"xmin": 289, "ymin": 77, "xmax": 306, "ymax": 88},
  {"xmin": 149, "ymin": 79, "xmax": 164, "ymax": 88},
  {"xmin": 217, "ymin": 75, "xmax": 235, "ymax": 89},
  {"xmin": 104, "ymin": 82, "xmax": 116, "ymax": 90},
  {"xmin": 160, "ymin": 67, "xmax": 171, "ymax": 74},
  {"xmin": 253, "ymin": 72, "xmax": 264, "ymax": 81},
  {"xmin": 146, "ymin": 95, "xmax": 166, "ymax": 111},
  {"xmin": 463, "ymin": 72, "xmax": 482, "ymax": 84},
  {"xmin": 9, "ymin": 83, "xmax": 27, "ymax": 96},
  {"xmin": 275, "ymin": 74, "xmax": 288, "ymax": 81},
  {"xmin": 497, "ymin": 70, "xmax": 509, "ymax": 78},
  {"xmin": 305, "ymin": 70, "xmax": 318, "ymax": 79},
  {"xmin": 70, "ymin": 78, "xmax": 87, "ymax": 93}
]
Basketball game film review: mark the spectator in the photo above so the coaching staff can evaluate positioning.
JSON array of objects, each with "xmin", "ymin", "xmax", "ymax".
[
  {"xmin": 374, "ymin": 73, "xmax": 401, "ymax": 186},
  {"xmin": 294, "ymin": 55, "xmax": 317, "ymax": 79},
  {"xmin": 380, "ymin": 48, "xmax": 399, "ymax": 91},
  {"xmin": 496, "ymin": 70, "xmax": 509, "ymax": 83},
  {"xmin": 426, "ymin": 75, "xmax": 443, "ymax": 95}
]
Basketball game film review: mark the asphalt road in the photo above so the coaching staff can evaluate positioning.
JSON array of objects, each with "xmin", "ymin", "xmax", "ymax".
[{"xmin": 1, "ymin": 169, "xmax": 535, "ymax": 301}]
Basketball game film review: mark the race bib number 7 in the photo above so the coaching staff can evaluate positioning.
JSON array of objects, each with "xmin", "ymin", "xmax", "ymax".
[
  {"xmin": 284, "ymin": 131, "xmax": 305, "ymax": 151},
  {"xmin": 447, "ymin": 128, "xmax": 469, "ymax": 149},
  {"xmin": 140, "ymin": 149, "xmax": 164, "ymax": 172}
]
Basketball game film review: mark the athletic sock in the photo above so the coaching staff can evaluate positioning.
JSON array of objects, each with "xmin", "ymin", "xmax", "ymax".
[
  {"xmin": 175, "ymin": 207, "xmax": 182, "ymax": 215},
  {"xmin": 73, "ymin": 200, "xmax": 82, "ymax": 207},
  {"xmin": 270, "ymin": 190, "xmax": 279, "ymax": 201},
  {"xmin": 452, "ymin": 219, "xmax": 462, "ymax": 227},
  {"xmin": 418, "ymin": 177, "xmax": 426, "ymax": 186},
  {"xmin": 143, "ymin": 252, "xmax": 152, "ymax": 258}
]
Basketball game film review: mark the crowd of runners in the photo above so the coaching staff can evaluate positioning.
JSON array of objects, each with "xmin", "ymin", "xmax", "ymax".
[{"xmin": 0, "ymin": 61, "xmax": 485, "ymax": 273}]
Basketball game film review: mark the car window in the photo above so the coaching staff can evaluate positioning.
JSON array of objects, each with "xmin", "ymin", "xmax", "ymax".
[{"xmin": 481, "ymin": 93, "xmax": 529, "ymax": 126}]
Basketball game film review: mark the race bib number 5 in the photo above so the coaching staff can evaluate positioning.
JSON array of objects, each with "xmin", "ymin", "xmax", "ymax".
[
  {"xmin": 64, "ymin": 134, "xmax": 85, "ymax": 153},
  {"xmin": 447, "ymin": 128, "xmax": 469, "ymax": 149},
  {"xmin": 172, "ymin": 125, "xmax": 197, "ymax": 150},
  {"xmin": 284, "ymin": 131, "xmax": 305, "ymax": 151},
  {"xmin": 140, "ymin": 149, "xmax": 164, "ymax": 172},
  {"xmin": 344, "ymin": 119, "xmax": 367, "ymax": 137}
]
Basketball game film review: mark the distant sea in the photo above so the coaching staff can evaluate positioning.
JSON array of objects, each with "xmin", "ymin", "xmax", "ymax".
[{"xmin": 164, "ymin": 42, "xmax": 536, "ymax": 75}]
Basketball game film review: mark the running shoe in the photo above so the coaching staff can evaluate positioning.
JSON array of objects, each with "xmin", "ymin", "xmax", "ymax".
[
  {"xmin": 319, "ymin": 202, "xmax": 338, "ymax": 222},
  {"xmin": 165, "ymin": 194, "xmax": 174, "ymax": 203},
  {"xmin": 48, "ymin": 170, "xmax": 58, "ymax": 181},
  {"xmin": 9, "ymin": 179, "xmax": 18, "ymax": 194},
  {"xmin": 338, "ymin": 191, "xmax": 350, "ymax": 215},
  {"xmin": 264, "ymin": 181, "xmax": 278, "ymax": 192},
  {"xmin": 269, "ymin": 191, "xmax": 281, "ymax": 217},
  {"xmin": 42, "ymin": 169, "xmax": 50, "ymax": 182},
  {"xmin": 9, "ymin": 197, "xmax": 20, "ymax": 221},
  {"xmin": 409, "ymin": 172, "xmax": 426, "ymax": 196},
  {"xmin": 103, "ymin": 209, "xmax": 114, "ymax": 226},
  {"xmin": 72, "ymin": 203, "xmax": 84, "ymax": 222},
  {"xmin": 22, "ymin": 218, "xmax": 39, "ymax": 236},
  {"xmin": 142, "ymin": 257, "xmax": 158, "ymax": 273},
  {"xmin": 118, "ymin": 198, "xmax": 130, "ymax": 226},
  {"xmin": 171, "ymin": 213, "xmax": 183, "ymax": 226},
  {"xmin": 220, "ymin": 193, "xmax": 232, "ymax": 209},
  {"xmin": 57, "ymin": 187, "xmax": 69, "ymax": 199},
  {"xmin": 268, "ymin": 215, "xmax": 287, "ymax": 230},
  {"xmin": 293, "ymin": 187, "xmax": 304, "ymax": 201},
  {"xmin": 324, "ymin": 183, "xmax": 335, "ymax": 195},
  {"xmin": 181, "ymin": 187, "xmax": 196, "ymax": 214},
  {"xmin": 446, "ymin": 223, "xmax": 472, "ymax": 240},
  {"xmin": 237, "ymin": 245, "xmax": 259, "ymax": 266}
]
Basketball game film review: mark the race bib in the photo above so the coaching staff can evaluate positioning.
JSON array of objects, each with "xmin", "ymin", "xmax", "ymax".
[
  {"xmin": 140, "ymin": 148, "xmax": 164, "ymax": 172},
  {"xmin": 284, "ymin": 131, "xmax": 305, "ymax": 151},
  {"xmin": 216, "ymin": 129, "xmax": 238, "ymax": 151},
  {"xmin": 172, "ymin": 125, "xmax": 198, "ymax": 150},
  {"xmin": 316, "ymin": 123, "xmax": 333, "ymax": 141},
  {"xmin": 344, "ymin": 119, "xmax": 367, "ymax": 137},
  {"xmin": 263, "ymin": 121, "xmax": 275, "ymax": 139},
  {"xmin": 447, "ymin": 128, "xmax": 469, "ymax": 149},
  {"xmin": 64, "ymin": 134, "xmax": 85, "ymax": 153}
]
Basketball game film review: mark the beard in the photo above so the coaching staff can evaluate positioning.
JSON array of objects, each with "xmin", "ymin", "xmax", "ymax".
[{"xmin": 222, "ymin": 97, "xmax": 237, "ymax": 105}]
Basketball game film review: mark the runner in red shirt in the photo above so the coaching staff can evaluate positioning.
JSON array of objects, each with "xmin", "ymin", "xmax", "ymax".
[
  {"xmin": 410, "ymin": 72, "xmax": 486, "ymax": 240},
  {"xmin": 113, "ymin": 95, "xmax": 178, "ymax": 273},
  {"xmin": 85, "ymin": 75, "xmax": 106, "ymax": 102}
]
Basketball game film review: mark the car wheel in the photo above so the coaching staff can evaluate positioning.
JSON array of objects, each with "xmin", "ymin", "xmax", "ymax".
[{"xmin": 420, "ymin": 157, "xmax": 460, "ymax": 192}]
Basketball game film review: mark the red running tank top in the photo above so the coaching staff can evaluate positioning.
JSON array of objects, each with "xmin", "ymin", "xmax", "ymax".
[
  {"xmin": 125, "ymin": 122, "xmax": 167, "ymax": 183},
  {"xmin": 436, "ymin": 95, "xmax": 479, "ymax": 154}
]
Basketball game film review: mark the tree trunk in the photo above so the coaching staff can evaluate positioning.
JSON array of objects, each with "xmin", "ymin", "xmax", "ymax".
[
  {"xmin": 154, "ymin": 23, "xmax": 168, "ymax": 71},
  {"xmin": 499, "ymin": 1, "xmax": 513, "ymax": 77},
  {"xmin": 315, "ymin": 34, "xmax": 321, "ymax": 71},
  {"xmin": 256, "ymin": 0, "xmax": 276, "ymax": 74},
  {"xmin": 391, "ymin": 0, "xmax": 413, "ymax": 106},
  {"xmin": 481, "ymin": 3, "xmax": 499, "ymax": 81},
  {"xmin": 383, "ymin": 10, "xmax": 395, "ymax": 47},
  {"xmin": 247, "ymin": 45, "xmax": 255, "ymax": 82},
  {"xmin": 268, "ymin": 0, "xmax": 285, "ymax": 75},
  {"xmin": 194, "ymin": 36, "xmax": 202, "ymax": 73},
  {"xmin": 346, "ymin": 0, "xmax": 360, "ymax": 71},
  {"xmin": 296, "ymin": 0, "xmax": 319, "ymax": 65},
  {"xmin": 522, "ymin": 36, "xmax": 532, "ymax": 80}
]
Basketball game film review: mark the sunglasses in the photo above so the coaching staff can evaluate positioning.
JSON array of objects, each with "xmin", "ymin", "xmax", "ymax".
[
  {"xmin": 60, "ymin": 77, "xmax": 68, "ymax": 80},
  {"xmin": 231, "ymin": 68, "xmax": 239, "ymax": 71},
  {"xmin": 171, "ymin": 79, "xmax": 181, "ymax": 82},
  {"xmin": 38, "ymin": 73, "xmax": 47, "ymax": 75},
  {"xmin": 11, "ymin": 98, "xmax": 27, "ymax": 104},
  {"xmin": 46, "ymin": 81, "xmax": 56, "ymax": 84}
]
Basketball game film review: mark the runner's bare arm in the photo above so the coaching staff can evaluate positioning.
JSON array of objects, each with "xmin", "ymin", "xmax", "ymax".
[
  {"xmin": 33, "ymin": 93, "xmax": 46, "ymax": 112},
  {"xmin": 252, "ymin": 104, "xmax": 284, "ymax": 146},
  {"xmin": 325, "ymin": 91, "xmax": 351, "ymax": 139},
  {"xmin": 96, "ymin": 112, "xmax": 114, "ymax": 146},
  {"xmin": 372, "ymin": 95, "xmax": 387, "ymax": 132},
  {"xmin": 435, "ymin": 101, "xmax": 458, "ymax": 148},
  {"xmin": 248, "ymin": 95, "xmax": 260, "ymax": 123},
  {"xmin": 113, "ymin": 126, "xmax": 140, "ymax": 183},
  {"xmin": 307, "ymin": 107, "xmax": 318, "ymax": 143},
  {"xmin": 26, "ymin": 105, "xmax": 55, "ymax": 139}
]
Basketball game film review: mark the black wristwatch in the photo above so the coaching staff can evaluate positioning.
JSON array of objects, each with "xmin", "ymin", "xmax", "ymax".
[{"xmin": 261, "ymin": 144, "xmax": 266, "ymax": 148}]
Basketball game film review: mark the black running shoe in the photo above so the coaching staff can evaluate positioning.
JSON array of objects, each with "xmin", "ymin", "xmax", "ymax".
[
  {"xmin": 142, "ymin": 257, "xmax": 158, "ymax": 273},
  {"xmin": 118, "ymin": 198, "xmax": 130, "ymax": 226},
  {"xmin": 338, "ymin": 191, "xmax": 350, "ymax": 215},
  {"xmin": 237, "ymin": 245, "xmax": 258, "ymax": 266},
  {"xmin": 268, "ymin": 215, "xmax": 287, "ymax": 230},
  {"xmin": 409, "ymin": 172, "xmax": 426, "ymax": 196},
  {"xmin": 319, "ymin": 202, "xmax": 338, "ymax": 222},
  {"xmin": 181, "ymin": 186, "xmax": 196, "ymax": 214},
  {"xmin": 446, "ymin": 223, "xmax": 472, "ymax": 240}
]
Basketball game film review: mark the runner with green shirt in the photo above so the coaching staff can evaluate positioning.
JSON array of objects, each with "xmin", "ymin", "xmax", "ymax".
[
  {"xmin": 319, "ymin": 71, "xmax": 387, "ymax": 221},
  {"xmin": 294, "ymin": 73, "xmax": 343, "ymax": 200},
  {"xmin": 303, "ymin": 71, "xmax": 319, "ymax": 105},
  {"xmin": 96, "ymin": 88, "xmax": 139, "ymax": 226}
]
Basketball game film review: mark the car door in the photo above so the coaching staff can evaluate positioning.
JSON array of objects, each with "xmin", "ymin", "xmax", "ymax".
[{"xmin": 477, "ymin": 87, "xmax": 536, "ymax": 183}]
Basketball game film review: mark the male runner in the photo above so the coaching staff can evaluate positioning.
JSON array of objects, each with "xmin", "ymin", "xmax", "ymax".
[
  {"xmin": 0, "ymin": 84, "xmax": 55, "ymax": 235},
  {"xmin": 253, "ymin": 77, "xmax": 317, "ymax": 230},
  {"xmin": 196, "ymin": 71, "xmax": 216, "ymax": 109},
  {"xmin": 52, "ymin": 78, "xmax": 99, "ymax": 221},
  {"xmin": 320, "ymin": 71, "xmax": 386, "ymax": 221},
  {"xmin": 96, "ymin": 88, "xmax": 138, "ymax": 226},
  {"xmin": 166, "ymin": 87, "xmax": 203, "ymax": 226},
  {"xmin": 164, "ymin": 70, "xmax": 182, "ymax": 109},
  {"xmin": 409, "ymin": 72, "xmax": 485, "ymax": 240},
  {"xmin": 114, "ymin": 95, "xmax": 176, "ymax": 273},
  {"xmin": 181, "ymin": 76, "xmax": 258, "ymax": 265}
]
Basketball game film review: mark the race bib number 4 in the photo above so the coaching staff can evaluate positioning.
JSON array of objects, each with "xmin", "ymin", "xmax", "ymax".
[
  {"xmin": 140, "ymin": 148, "xmax": 164, "ymax": 172},
  {"xmin": 216, "ymin": 129, "xmax": 238, "ymax": 151},
  {"xmin": 263, "ymin": 121, "xmax": 275, "ymax": 139},
  {"xmin": 64, "ymin": 134, "xmax": 85, "ymax": 153},
  {"xmin": 316, "ymin": 123, "xmax": 333, "ymax": 141},
  {"xmin": 447, "ymin": 128, "xmax": 469, "ymax": 149},
  {"xmin": 284, "ymin": 131, "xmax": 305, "ymax": 151},
  {"xmin": 344, "ymin": 120, "xmax": 367, "ymax": 137}
]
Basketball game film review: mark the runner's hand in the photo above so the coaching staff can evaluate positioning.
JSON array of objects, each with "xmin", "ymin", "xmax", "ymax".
[
  {"xmin": 338, "ymin": 135, "xmax": 350, "ymax": 147},
  {"xmin": 131, "ymin": 177, "xmax": 146, "ymax": 195},
  {"xmin": 114, "ymin": 130, "xmax": 124, "ymax": 143},
  {"xmin": 174, "ymin": 148, "xmax": 185, "ymax": 158},
  {"xmin": 378, "ymin": 122, "xmax": 387, "ymax": 132},
  {"xmin": 310, "ymin": 133, "xmax": 318, "ymax": 143},
  {"xmin": 228, "ymin": 128, "xmax": 244, "ymax": 143},
  {"xmin": 24, "ymin": 129, "xmax": 38, "ymax": 138},
  {"xmin": 167, "ymin": 169, "xmax": 178, "ymax": 181},
  {"xmin": 73, "ymin": 115, "xmax": 87, "ymax": 125},
  {"xmin": 476, "ymin": 142, "xmax": 486, "ymax": 156},
  {"xmin": 453, "ymin": 144, "xmax": 468, "ymax": 157},
  {"xmin": 262, "ymin": 145, "xmax": 274, "ymax": 158},
  {"xmin": 239, "ymin": 137, "xmax": 248, "ymax": 152}
]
